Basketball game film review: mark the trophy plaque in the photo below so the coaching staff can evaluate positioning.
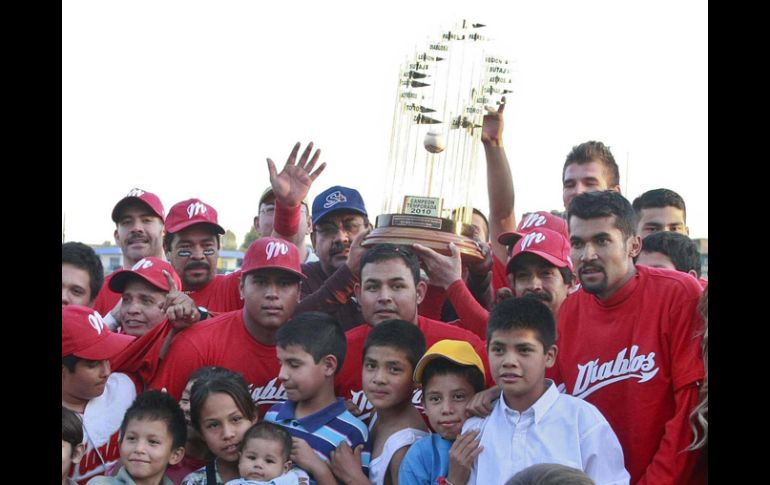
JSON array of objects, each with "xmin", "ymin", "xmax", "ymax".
[{"xmin": 362, "ymin": 20, "xmax": 512, "ymax": 263}]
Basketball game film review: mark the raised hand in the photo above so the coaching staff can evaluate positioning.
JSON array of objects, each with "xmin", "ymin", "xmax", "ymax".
[
  {"xmin": 160, "ymin": 270, "xmax": 200, "ymax": 329},
  {"xmin": 481, "ymin": 95, "xmax": 505, "ymax": 147},
  {"xmin": 267, "ymin": 141, "xmax": 327, "ymax": 208},
  {"xmin": 447, "ymin": 429, "xmax": 483, "ymax": 485},
  {"xmin": 413, "ymin": 242, "xmax": 463, "ymax": 290}
]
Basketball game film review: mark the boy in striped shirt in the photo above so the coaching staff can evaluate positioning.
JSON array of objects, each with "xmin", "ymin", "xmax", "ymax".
[{"xmin": 265, "ymin": 312, "xmax": 370, "ymax": 485}]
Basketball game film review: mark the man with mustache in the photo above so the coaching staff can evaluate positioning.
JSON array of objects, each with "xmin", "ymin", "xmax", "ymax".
[
  {"xmin": 164, "ymin": 197, "xmax": 243, "ymax": 312},
  {"xmin": 92, "ymin": 188, "xmax": 167, "ymax": 323},
  {"xmin": 552, "ymin": 190, "xmax": 705, "ymax": 484}
]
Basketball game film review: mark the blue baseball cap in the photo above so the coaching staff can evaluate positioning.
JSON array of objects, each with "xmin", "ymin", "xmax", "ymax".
[{"xmin": 311, "ymin": 186, "xmax": 368, "ymax": 226}]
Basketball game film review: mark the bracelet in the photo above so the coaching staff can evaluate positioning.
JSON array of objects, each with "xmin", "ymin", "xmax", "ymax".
[{"xmin": 437, "ymin": 477, "xmax": 455, "ymax": 485}]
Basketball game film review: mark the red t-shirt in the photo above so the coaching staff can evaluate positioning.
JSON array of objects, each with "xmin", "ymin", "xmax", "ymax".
[
  {"xmin": 491, "ymin": 252, "xmax": 509, "ymax": 291},
  {"xmin": 184, "ymin": 271, "xmax": 243, "ymax": 312},
  {"xmin": 92, "ymin": 272, "xmax": 121, "ymax": 317},
  {"xmin": 149, "ymin": 310, "xmax": 285, "ymax": 418},
  {"xmin": 334, "ymin": 315, "xmax": 492, "ymax": 423},
  {"xmin": 550, "ymin": 265, "xmax": 705, "ymax": 484}
]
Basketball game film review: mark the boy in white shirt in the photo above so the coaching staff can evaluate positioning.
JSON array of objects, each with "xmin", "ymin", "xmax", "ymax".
[{"xmin": 461, "ymin": 297, "xmax": 629, "ymax": 485}]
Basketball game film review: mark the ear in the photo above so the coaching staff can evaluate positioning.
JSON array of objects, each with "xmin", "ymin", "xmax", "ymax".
[
  {"xmin": 322, "ymin": 354, "xmax": 338, "ymax": 377},
  {"xmin": 113, "ymin": 228, "xmax": 120, "ymax": 245},
  {"xmin": 253, "ymin": 216, "xmax": 260, "ymax": 232},
  {"xmin": 283, "ymin": 459, "xmax": 292, "ymax": 474},
  {"xmin": 685, "ymin": 226, "xmax": 690, "ymax": 236},
  {"xmin": 544, "ymin": 344, "xmax": 558, "ymax": 368},
  {"xmin": 310, "ymin": 231, "xmax": 317, "ymax": 247},
  {"xmin": 688, "ymin": 269, "xmax": 698, "ymax": 278},
  {"xmin": 415, "ymin": 280, "xmax": 428, "ymax": 305},
  {"xmin": 168, "ymin": 446, "xmax": 186, "ymax": 466},
  {"xmin": 627, "ymin": 235, "xmax": 642, "ymax": 258},
  {"xmin": 71, "ymin": 443, "xmax": 85, "ymax": 464},
  {"xmin": 354, "ymin": 282, "xmax": 362, "ymax": 301},
  {"xmin": 611, "ymin": 184, "xmax": 622, "ymax": 194}
]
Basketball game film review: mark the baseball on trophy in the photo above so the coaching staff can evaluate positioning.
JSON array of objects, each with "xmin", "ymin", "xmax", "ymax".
[{"xmin": 423, "ymin": 129, "xmax": 445, "ymax": 154}]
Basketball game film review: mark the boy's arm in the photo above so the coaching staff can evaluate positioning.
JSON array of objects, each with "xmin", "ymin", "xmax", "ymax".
[
  {"xmin": 398, "ymin": 442, "xmax": 432, "ymax": 485},
  {"xmin": 388, "ymin": 447, "xmax": 411, "ymax": 485}
]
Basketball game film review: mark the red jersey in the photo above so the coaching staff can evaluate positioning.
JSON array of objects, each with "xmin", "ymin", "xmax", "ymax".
[
  {"xmin": 149, "ymin": 310, "xmax": 285, "ymax": 417},
  {"xmin": 551, "ymin": 265, "xmax": 705, "ymax": 484},
  {"xmin": 92, "ymin": 272, "xmax": 121, "ymax": 317},
  {"xmin": 491, "ymin": 252, "xmax": 509, "ymax": 291},
  {"xmin": 184, "ymin": 271, "xmax": 243, "ymax": 312},
  {"xmin": 334, "ymin": 315, "xmax": 491, "ymax": 423}
]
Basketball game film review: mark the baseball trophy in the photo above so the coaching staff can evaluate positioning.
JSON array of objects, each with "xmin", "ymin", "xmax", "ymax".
[{"xmin": 362, "ymin": 20, "xmax": 512, "ymax": 262}]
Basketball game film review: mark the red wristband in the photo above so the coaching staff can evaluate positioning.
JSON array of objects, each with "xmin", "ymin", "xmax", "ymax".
[{"xmin": 273, "ymin": 201, "xmax": 301, "ymax": 237}]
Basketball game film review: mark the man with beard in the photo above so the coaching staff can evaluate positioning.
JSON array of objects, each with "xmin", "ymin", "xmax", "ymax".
[
  {"xmin": 552, "ymin": 190, "xmax": 705, "ymax": 484},
  {"xmin": 163, "ymin": 197, "xmax": 243, "ymax": 312},
  {"xmin": 93, "ymin": 188, "xmax": 166, "ymax": 323}
]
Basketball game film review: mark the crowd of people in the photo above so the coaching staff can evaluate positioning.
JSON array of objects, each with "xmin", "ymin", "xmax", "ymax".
[{"xmin": 62, "ymin": 100, "xmax": 708, "ymax": 485}]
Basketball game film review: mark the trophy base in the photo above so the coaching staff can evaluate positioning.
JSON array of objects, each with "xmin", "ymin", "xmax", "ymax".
[{"xmin": 362, "ymin": 213, "xmax": 484, "ymax": 263}]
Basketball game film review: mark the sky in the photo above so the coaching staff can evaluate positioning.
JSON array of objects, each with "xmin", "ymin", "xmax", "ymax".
[{"xmin": 62, "ymin": 0, "xmax": 707, "ymax": 246}]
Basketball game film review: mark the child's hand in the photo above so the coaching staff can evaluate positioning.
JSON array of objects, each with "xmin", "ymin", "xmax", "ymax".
[
  {"xmin": 447, "ymin": 429, "xmax": 482, "ymax": 485},
  {"xmin": 290, "ymin": 437, "xmax": 323, "ymax": 471},
  {"xmin": 465, "ymin": 386, "xmax": 500, "ymax": 417},
  {"xmin": 343, "ymin": 399, "xmax": 363, "ymax": 417},
  {"xmin": 329, "ymin": 442, "xmax": 369, "ymax": 485}
]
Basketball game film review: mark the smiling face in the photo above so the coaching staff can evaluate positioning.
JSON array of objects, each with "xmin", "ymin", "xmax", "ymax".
[
  {"xmin": 238, "ymin": 437, "xmax": 290, "ymax": 482},
  {"xmin": 569, "ymin": 215, "xmax": 640, "ymax": 301},
  {"xmin": 198, "ymin": 392, "xmax": 257, "ymax": 463},
  {"xmin": 120, "ymin": 417, "xmax": 184, "ymax": 484},
  {"xmin": 362, "ymin": 345, "xmax": 415, "ymax": 411},
  {"xmin": 562, "ymin": 160, "xmax": 619, "ymax": 209},
  {"xmin": 113, "ymin": 203, "xmax": 165, "ymax": 267},
  {"xmin": 488, "ymin": 328, "xmax": 556, "ymax": 412},
  {"xmin": 355, "ymin": 258, "xmax": 427, "ymax": 325},
  {"xmin": 118, "ymin": 279, "xmax": 167, "ymax": 337},
  {"xmin": 422, "ymin": 373, "xmax": 477, "ymax": 440}
]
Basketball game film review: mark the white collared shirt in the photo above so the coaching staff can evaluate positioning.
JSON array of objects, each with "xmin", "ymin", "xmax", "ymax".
[{"xmin": 462, "ymin": 379, "xmax": 630, "ymax": 485}]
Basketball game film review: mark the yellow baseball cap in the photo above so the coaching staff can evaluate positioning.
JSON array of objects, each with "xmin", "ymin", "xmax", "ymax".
[{"xmin": 413, "ymin": 339, "xmax": 485, "ymax": 383}]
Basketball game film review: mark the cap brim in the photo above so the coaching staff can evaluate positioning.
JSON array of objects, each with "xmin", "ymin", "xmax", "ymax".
[
  {"xmin": 507, "ymin": 249, "xmax": 570, "ymax": 274},
  {"xmin": 414, "ymin": 352, "xmax": 482, "ymax": 383},
  {"xmin": 111, "ymin": 197, "xmax": 163, "ymax": 223},
  {"xmin": 109, "ymin": 270, "xmax": 169, "ymax": 293},
  {"xmin": 166, "ymin": 220, "xmax": 226, "ymax": 235},
  {"xmin": 74, "ymin": 332, "xmax": 136, "ymax": 360},
  {"xmin": 497, "ymin": 231, "xmax": 524, "ymax": 246},
  {"xmin": 241, "ymin": 265, "xmax": 306, "ymax": 280},
  {"xmin": 312, "ymin": 207, "xmax": 368, "ymax": 226}
]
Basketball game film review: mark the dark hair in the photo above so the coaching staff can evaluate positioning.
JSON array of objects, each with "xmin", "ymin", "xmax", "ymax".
[
  {"xmin": 62, "ymin": 406, "xmax": 84, "ymax": 448},
  {"xmin": 163, "ymin": 229, "xmax": 222, "ymax": 253},
  {"xmin": 241, "ymin": 422, "xmax": 293, "ymax": 461},
  {"xmin": 421, "ymin": 358, "xmax": 485, "ymax": 394},
  {"xmin": 451, "ymin": 207, "xmax": 490, "ymax": 241},
  {"xmin": 62, "ymin": 241, "xmax": 104, "ymax": 300},
  {"xmin": 562, "ymin": 140, "xmax": 619, "ymax": 187},
  {"xmin": 360, "ymin": 244, "xmax": 421, "ymax": 285},
  {"xmin": 276, "ymin": 312, "xmax": 347, "ymax": 374},
  {"xmin": 190, "ymin": 367, "xmax": 257, "ymax": 432},
  {"xmin": 631, "ymin": 188, "xmax": 687, "ymax": 222},
  {"xmin": 568, "ymin": 191, "xmax": 637, "ymax": 239},
  {"xmin": 638, "ymin": 231, "xmax": 701, "ymax": 276},
  {"xmin": 487, "ymin": 297, "xmax": 556, "ymax": 351},
  {"xmin": 364, "ymin": 319, "xmax": 426, "ymax": 370},
  {"xmin": 120, "ymin": 390, "xmax": 187, "ymax": 449},
  {"xmin": 62, "ymin": 354, "xmax": 83, "ymax": 373},
  {"xmin": 505, "ymin": 463, "xmax": 595, "ymax": 485}
]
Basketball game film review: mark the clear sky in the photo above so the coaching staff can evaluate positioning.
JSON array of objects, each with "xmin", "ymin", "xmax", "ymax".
[{"xmin": 62, "ymin": 0, "xmax": 707, "ymax": 245}]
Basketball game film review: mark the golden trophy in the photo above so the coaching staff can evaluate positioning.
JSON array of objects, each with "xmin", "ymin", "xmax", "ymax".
[{"xmin": 362, "ymin": 20, "xmax": 511, "ymax": 262}]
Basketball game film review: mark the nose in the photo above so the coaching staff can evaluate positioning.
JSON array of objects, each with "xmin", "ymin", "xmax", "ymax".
[
  {"xmin": 99, "ymin": 360, "xmax": 111, "ymax": 377},
  {"xmin": 528, "ymin": 275, "xmax": 544, "ymax": 291},
  {"xmin": 333, "ymin": 226, "xmax": 351, "ymax": 244},
  {"xmin": 264, "ymin": 283, "xmax": 279, "ymax": 299},
  {"xmin": 62, "ymin": 290, "xmax": 70, "ymax": 306},
  {"xmin": 440, "ymin": 399, "xmax": 453, "ymax": 415},
  {"xmin": 377, "ymin": 288, "xmax": 393, "ymax": 304},
  {"xmin": 372, "ymin": 368, "xmax": 387, "ymax": 385},
  {"xmin": 222, "ymin": 421, "xmax": 236, "ymax": 440},
  {"xmin": 278, "ymin": 364, "xmax": 290, "ymax": 382},
  {"xmin": 579, "ymin": 243, "xmax": 597, "ymax": 262}
]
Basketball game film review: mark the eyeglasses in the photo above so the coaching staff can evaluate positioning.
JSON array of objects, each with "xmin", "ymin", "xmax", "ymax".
[{"xmin": 315, "ymin": 220, "xmax": 364, "ymax": 236}]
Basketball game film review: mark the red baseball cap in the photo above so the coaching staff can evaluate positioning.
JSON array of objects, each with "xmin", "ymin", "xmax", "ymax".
[
  {"xmin": 506, "ymin": 227, "xmax": 574, "ymax": 274},
  {"xmin": 111, "ymin": 188, "xmax": 165, "ymax": 223},
  {"xmin": 498, "ymin": 211, "xmax": 569, "ymax": 246},
  {"xmin": 165, "ymin": 198, "xmax": 226, "ymax": 235},
  {"xmin": 241, "ymin": 237, "xmax": 305, "ymax": 279},
  {"xmin": 108, "ymin": 257, "xmax": 183, "ymax": 293},
  {"xmin": 62, "ymin": 305, "xmax": 135, "ymax": 359}
]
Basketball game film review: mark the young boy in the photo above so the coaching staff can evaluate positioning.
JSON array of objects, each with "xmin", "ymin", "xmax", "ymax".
[
  {"xmin": 62, "ymin": 305, "xmax": 138, "ymax": 484},
  {"xmin": 86, "ymin": 390, "xmax": 187, "ymax": 485},
  {"xmin": 330, "ymin": 319, "xmax": 428, "ymax": 485},
  {"xmin": 226, "ymin": 422, "xmax": 310, "ymax": 485},
  {"xmin": 264, "ymin": 312, "xmax": 369, "ymax": 485},
  {"xmin": 399, "ymin": 339, "xmax": 487, "ymax": 485},
  {"xmin": 462, "ymin": 297, "xmax": 630, "ymax": 485},
  {"xmin": 63, "ymin": 407, "xmax": 86, "ymax": 485}
]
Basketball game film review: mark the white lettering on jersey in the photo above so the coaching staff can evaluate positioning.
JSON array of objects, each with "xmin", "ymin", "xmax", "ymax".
[
  {"xmin": 265, "ymin": 241, "xmax": 289, "ymax": 260},
  {"xmin": 250, "ymin": 378, "xmax": 288, "ymax": 406},
  {"xmin": 572, "ymin": 345, "xmax": 659, "ymax": 399},
  {"xmin": 186, "ymin": 201, "xmax": 207, "ymax": 218}
]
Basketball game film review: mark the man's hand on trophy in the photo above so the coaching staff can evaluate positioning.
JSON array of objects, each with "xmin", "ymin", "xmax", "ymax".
[
  {"xmin": 466, "ymin": 241, "xmax": 493, "ymax": 277},
  {"xmin": 345, "ymin": 227, "xmax": 372, "ymax": 277},
  {"xmin": 481, "ymin": 95, "xmax": 506, "ymax": 147},
  {"xmin": 266, "ymin": 141, "xmax": 327, "ymax": 208},
  {"xmin": 413, "ymin": 242, "xmax": 463, "ymax": 290}
]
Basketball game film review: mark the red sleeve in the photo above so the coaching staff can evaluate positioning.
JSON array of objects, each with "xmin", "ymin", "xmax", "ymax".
[
  {"xmin": 491, "ymin": 252, "xmax": 509, "ymax": 291},
  {"xmin": 419, "ymin": 285, "xmax": 446, "ymax": 321},
  {"xmin": 273, "ymin": 200, "xmax": 301, "ymax": 237},
  {"xmin": 636, "ymin": 383, "xmax": 704, "ymax": 485},
  {"xmin": 110, "ymin": 320, "xmax": 174, "ymax": 388},
  {"xmin": 445, "ymin": 280, "xmax": 490, "ymax": 340}
]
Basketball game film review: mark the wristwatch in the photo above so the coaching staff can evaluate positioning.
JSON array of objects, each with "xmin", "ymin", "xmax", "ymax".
[{"xmin": 197, "ymin": 306, "xmax": 209, "ymax": 321}]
